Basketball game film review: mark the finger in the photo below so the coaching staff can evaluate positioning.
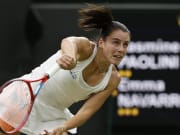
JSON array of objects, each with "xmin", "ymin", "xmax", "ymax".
[
  {"xmin": 58, "ymin": 58, "xmax": 76, "ymax": 70},
  {"xmin": 39, "ymin": 130, "xmax": 50, "ymax": 135},
  {"xmin": 49, "ymin": 130, "xmax": 56, "ymax": 135},
  {"xmin": 60, "ymin": 54, "xmax": 76, "ymax": 62},
  {"xmin": 44, "ymin": 130, "xmax": 49, "ymax": 134},
  {"xmin": 62, "ymin": 58, "xmax": 73, "ymax": 66},
  {"xmin": 58, "ymin": 56, "xmax": 73, "ymax": 65},
  {"xmin": 64, "ymin": 54, "xmax": 74, "ymax": 60},
  {"xmin": 56, "ymin": 59, "xmax": 69, "ymax": 69}
]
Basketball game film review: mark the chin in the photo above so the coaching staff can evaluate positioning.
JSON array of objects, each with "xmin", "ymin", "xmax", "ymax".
[
  {"xmin": 110, "ymin": 58, "xmax": 122, "ymax": 65},
  {"xmin": 111, "ymin": 61, "xmax": 121, "ymax": 66}
]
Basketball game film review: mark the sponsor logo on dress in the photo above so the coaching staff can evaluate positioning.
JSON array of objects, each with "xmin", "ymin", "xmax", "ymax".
[{"xmin": 70, "ymin": 71, "xmax": 77, "ymax": 80}]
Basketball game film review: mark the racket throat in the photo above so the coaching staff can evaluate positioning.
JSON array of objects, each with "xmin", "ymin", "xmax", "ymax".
[
  {"xmin": 34, "ymin": 82, "xmax": 44, "ymax": 96},
  {"xmin": 42, "ymin": 75, "xmax": 49, "ymax": 82}
]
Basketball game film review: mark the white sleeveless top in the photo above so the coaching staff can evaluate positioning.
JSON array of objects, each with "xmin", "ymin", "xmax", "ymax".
[{"xmin": 21, "ymin": 45, "xmax": 113, "ymax": 135}]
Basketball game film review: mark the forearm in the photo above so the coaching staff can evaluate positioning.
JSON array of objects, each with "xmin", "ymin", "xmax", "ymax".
[
  {"xmin": 61, "ymin": 37, "xmax": 78, "ymax": 61},
  {"xmin": 62, "ymin": 92, "xmax": 109, "ymax": 132}
]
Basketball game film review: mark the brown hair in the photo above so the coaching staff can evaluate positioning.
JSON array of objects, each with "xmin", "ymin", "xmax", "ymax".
[{"xmin": 78, "ymin": 4, "xmax": 131, "ymax": 40}]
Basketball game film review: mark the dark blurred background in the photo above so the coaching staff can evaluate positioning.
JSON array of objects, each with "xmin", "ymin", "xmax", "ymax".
[{"xmin": 0, "ymin": 0, "xmax": 180, "ymax": 135}]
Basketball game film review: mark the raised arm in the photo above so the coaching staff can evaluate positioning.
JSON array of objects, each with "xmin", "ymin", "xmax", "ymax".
[{"xmin": 57, "ymin": 36, "xmax": 93, "ymax": 70}]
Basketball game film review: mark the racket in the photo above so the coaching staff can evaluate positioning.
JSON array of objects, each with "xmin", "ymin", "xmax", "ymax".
[{"xmin": 0, "ymin": 63, "xmax": 61, "ymax": 134}]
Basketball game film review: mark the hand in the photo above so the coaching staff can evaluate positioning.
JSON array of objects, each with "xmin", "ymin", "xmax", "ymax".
[
  {"xmin": 57, "ymin": 55, "xmax": 76, "ymax": 70},
  {"xmin": 39, "ymin": 130, "xmax": 50, "ymax": 135},
  {"xmin": 49, "ymin": 127, "xmax": 65, "ymax": 135}
]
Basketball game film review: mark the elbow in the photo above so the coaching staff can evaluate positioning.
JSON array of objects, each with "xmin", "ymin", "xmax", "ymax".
[
  {"xmin": 61, "ymin": 36, "xmax": 76, "ymax": 48},
  {"xmin": 61, "ymin": 36, "xmax": 76, "ymax": 42},
  {"xmin": 61, "ymin": 36, "xmax": 72, "ymax": 44}
]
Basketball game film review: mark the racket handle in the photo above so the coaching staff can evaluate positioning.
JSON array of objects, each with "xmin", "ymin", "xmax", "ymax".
[{"xmin": 46, "ymin": 62, "xmax": 61, "ymax": 78}]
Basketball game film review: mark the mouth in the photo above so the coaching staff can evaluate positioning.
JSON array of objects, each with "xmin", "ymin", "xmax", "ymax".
[
  {"xmin": 111, "ymin": 55, "xmax": 123, "ymax": 65},
  {"xmin": 113, "ymin": 55, "xmax": 123, "ymax": 61}
]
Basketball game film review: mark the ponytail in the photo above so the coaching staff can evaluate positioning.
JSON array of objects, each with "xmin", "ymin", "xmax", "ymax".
[{"xmin": 78, "ymin": 4, "xmax": 113, "ymax": 31}]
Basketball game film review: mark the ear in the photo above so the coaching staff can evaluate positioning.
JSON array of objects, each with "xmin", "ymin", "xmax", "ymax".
[{"xmin": 98, "ymin": 38, "xmax": 104, "ymax": 48}]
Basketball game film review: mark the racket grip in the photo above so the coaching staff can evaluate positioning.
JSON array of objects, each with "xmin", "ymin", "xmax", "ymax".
[{"xmin": 46, "ymin": 62, "xmax": 61, "ymax": 78}]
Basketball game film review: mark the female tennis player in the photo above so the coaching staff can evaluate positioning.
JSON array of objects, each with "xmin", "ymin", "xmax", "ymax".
[{"xmin": 13, "ymin": 4, "xmax": 130, "ymax": 135}]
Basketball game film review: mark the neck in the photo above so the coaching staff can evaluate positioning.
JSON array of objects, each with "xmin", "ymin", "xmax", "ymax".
[{"xmin": 94, "ymin": 49, "xmax": 110, "ymax": 73}]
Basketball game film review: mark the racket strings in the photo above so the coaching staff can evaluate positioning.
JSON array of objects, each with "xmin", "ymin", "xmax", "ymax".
[{"xmin": 0, "ymin": 81, "xmax": 31, "ymax": 129}]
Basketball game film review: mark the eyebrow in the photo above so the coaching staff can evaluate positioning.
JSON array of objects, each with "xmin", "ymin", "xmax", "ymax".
[{"xmin": 112, "ymin": 37, "xmax": 130, "ymax": 43}]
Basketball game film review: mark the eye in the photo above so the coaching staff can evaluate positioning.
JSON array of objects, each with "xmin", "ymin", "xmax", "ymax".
[
  {"xmin": 112, "ymin": 40, "xmax": 120, "ymax": 46},
  {"xmin": 123, "ymin": 42, "xmax": 129, "ymax": 48}
]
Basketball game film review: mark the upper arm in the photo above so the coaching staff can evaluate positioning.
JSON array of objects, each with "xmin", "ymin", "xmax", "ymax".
[{"xmin": 61, "ymin": 36, "xmax": 94, "ymax": 61}]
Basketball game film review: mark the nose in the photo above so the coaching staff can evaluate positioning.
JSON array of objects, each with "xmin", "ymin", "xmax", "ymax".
[{"xmin": 118, "ymin": 43, "xmax": 125, "ymax": 52}]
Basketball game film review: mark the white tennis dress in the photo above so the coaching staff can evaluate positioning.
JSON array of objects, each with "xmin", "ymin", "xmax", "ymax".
[{"xmin": 20, "ymin": 45, "xmax": 113, "ymax": 135}]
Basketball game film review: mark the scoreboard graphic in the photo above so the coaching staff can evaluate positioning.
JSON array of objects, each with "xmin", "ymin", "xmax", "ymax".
[{"xmin": 110, "ymin": 8, "xmax": 180, "ymax": 130}]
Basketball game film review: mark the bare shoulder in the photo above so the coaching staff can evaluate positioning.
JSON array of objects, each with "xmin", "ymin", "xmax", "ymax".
[{"xmin": 106, "ymin": 65, "xmax": 121, "ymax": 91}]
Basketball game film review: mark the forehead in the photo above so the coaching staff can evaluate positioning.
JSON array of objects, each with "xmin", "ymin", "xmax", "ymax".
[{"xmin": 108, "ymin": 29, "xmax": 130, "ymax": 42}]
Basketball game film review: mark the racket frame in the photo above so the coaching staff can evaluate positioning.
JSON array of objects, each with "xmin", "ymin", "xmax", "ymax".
[
  {"xmin": 0, "ymin": 75, "xmax": 49, "ymax": 134},
  {"xmin": 0, "ymin": 62, "xmax": 60, "ymax": 133}
]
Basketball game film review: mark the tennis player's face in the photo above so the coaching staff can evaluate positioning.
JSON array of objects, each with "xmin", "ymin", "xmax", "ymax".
[{"xmin": 99, "ymin": 29, "xmax": 130, "ymax": 65}]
